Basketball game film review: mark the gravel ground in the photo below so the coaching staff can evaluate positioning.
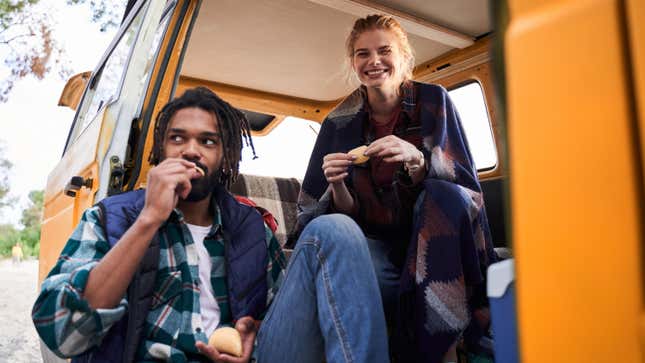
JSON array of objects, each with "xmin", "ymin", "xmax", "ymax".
[{"xmin": 0, "ymin": 258, "xmax": 42, "ymax": 363}]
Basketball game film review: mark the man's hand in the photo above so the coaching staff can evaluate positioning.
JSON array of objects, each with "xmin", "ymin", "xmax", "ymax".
[
  {"xmin": 139, "ymin": 158, "xmax": 201, "ymax": 226},
  {"xmin": 196, "ymin": 317, "xmax": 258, "ymax": 363}
]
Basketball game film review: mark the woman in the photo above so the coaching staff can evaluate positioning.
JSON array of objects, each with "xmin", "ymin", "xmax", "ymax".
[{"xmin": 293, "ymin": 14, "xmax": 497, "ymax": 363}]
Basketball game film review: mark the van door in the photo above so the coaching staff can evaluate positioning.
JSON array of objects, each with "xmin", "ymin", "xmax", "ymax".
[{"xmin": 38, "ymin": 0, "xmax": 175, "ymax": 284}]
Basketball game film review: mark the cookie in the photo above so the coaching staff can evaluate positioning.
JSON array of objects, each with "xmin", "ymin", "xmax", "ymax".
[{"xmin": 348, "ymin": 145, "xmax": 370, "ymax": 164}]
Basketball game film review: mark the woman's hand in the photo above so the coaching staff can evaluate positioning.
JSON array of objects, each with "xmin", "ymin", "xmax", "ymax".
[
  {"xmin": 322, "ymin": 153, "xmax": 355, "ymax": 185},
  {"xmin": 195, "ymin": 317, "xmax": 258, "ymax": 363},
  {"xmin": 322, "ymin": 152, "xmax": 356, "ymax": 213},
  {"xmin": 364, "ymin": 135, "xmax": 423, "ymax": 167}
]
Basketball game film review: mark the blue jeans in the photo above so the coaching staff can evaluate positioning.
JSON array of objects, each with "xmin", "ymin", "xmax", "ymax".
[
  {"xmin": 256, "ymin": 214, "xmax": 390, "ymax": 363},
  {"xmin": 365, "ymin": 238, "xmax": 403, "ymax": 328}
]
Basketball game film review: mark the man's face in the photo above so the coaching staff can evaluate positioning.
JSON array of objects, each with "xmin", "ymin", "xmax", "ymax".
[{"xmin": 162, "ymin": 107, "xmax": 224, "ymax": 202}]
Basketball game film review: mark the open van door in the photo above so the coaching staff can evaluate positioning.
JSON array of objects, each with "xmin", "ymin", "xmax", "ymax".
[{"xmin": 38, "ymin": 0, "xmax": 175, "ymax": 284}]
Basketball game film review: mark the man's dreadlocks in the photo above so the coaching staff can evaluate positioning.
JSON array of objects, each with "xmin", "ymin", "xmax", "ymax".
[{"xmin": 150, "ymin": 86, "xmax": 256, "ymax": 188}]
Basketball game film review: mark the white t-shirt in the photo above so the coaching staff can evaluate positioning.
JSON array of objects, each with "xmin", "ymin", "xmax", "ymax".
[{"xmin": 186, "ymin": 223, "xmax": 220, "ymax": 336}]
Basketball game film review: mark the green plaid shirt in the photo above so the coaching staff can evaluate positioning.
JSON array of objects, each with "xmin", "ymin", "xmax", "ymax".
[{"xmin": 33, "ymin": 203, "xmax": 286, "ymax": 362}]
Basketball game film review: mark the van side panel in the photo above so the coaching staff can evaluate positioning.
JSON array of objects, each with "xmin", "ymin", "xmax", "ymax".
[
  {"xmin": 507, "ymin": 0, "xmax": 643, "ymax": 361},
  {"xmin": 38, "ymin": 118, "xmax": 101, "ymax": 284}
]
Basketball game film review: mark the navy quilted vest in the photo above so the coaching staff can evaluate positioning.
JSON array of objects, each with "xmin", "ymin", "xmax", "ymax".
[{"xmin": 72, "ymin": 186, "xmax": 268, "ymax": 362}]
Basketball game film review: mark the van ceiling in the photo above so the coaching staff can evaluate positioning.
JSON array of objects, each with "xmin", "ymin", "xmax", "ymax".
[{"xmin": 181, "ymin": 0, "xmax": 491, "ymax": 102}]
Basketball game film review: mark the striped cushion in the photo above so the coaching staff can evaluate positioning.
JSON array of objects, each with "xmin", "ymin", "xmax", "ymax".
[{"xmin": 230, "ymin": 174, "xmax": 301, "ymax": 246}]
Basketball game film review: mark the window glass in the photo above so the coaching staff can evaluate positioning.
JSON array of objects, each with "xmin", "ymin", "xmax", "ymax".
[
  {"xmin": 132, "ymin": 8, "xmax": 172, "ymax": 110},
  {"xmin": 448, "ymin": 82, "xmax": 497, "ymax": 170},
  {"xmin": 68, "ymin": 5, "xmax": 146, "ymax": 144},
  {"xmin": 239, "ymin": 117, "xmax": 320, "ymax": 180}
]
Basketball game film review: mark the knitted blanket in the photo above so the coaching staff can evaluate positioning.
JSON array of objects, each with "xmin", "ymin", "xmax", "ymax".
[{"xmin": 296, "ymin": 82, "xmax": 497, "ymax": 362}]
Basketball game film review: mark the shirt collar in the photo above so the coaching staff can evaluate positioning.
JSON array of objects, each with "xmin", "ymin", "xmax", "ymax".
[
  {"xmin": 167, "ymin": 196, "xmax": 223, "ymax": 237},
  {"xmin": 359, "ymin": 81, "xmax": 416, "ymax": 119}
]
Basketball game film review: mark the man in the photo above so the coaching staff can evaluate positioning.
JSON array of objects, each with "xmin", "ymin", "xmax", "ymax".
[{"xmin": 33, "ymin": 87, "xmax": 389, "ymax": 363}]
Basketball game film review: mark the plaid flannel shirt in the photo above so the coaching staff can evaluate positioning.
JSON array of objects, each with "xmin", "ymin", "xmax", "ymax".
[{"xmin": 33, "ymin": 204, "xmax": 286, "ymax": 362}]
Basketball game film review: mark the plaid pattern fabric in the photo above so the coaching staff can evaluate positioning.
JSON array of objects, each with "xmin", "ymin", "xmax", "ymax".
[
  {"xmin": 230, "ymin": 174, "xmax": 301, "ymax": 246},
  {"xmin": 33, "ymin": 204, "xmax": 286, "ymax": 362}
]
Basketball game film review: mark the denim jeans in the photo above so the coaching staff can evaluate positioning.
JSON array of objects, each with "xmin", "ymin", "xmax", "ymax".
[
  {"xmin": 256, "ymin": 214, "xmax": 390, "ymax": 363},
  {"xmin": 365, "ymin": 238, "xmax": 403, "ymax": 328}
]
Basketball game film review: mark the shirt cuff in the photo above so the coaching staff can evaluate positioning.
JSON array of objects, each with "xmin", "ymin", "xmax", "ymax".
[{"xmin": 59, "ymin": 265, "xmax": 128, "ymax": 348}]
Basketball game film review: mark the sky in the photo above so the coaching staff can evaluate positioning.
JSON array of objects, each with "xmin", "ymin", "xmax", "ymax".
[{"xmin": 0, "ymin": 1, "xmax": 117, "ymax": 226}]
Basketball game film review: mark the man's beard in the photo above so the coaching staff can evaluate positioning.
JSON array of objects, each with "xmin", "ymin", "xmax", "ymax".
[{"xmin": 184, "ymin": 162, "xmax": 221, "ymax": 202}]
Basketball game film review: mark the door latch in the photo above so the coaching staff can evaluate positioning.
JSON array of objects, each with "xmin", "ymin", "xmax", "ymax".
[
  {"xmin": 64, "ymin": 176, "xmax": 93, "ymax": 197},
  {"xmin": 108, "ymin": 155, "xmax": 125, "ymax": 196}
]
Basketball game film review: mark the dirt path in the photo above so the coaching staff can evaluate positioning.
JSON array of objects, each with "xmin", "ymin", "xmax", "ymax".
[{"xmin": 0, "ymin": 259, "xmax": 42, "ymax": 363}]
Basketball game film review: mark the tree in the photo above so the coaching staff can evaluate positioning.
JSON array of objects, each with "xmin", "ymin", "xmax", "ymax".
[
  {"xmin": 20, "ymin": 189, "xmax": 43, "ymax": 229},
  {"xmin": 65, "ymin": 0, "xmax": 125, "ymax": 31},
  {"xmin": 0, "ymin": 0, "xmax": 70, "ymax": 102},
  {"xmin": 16, "ymin": 189, "xmax": 43, "ymax": 256},
  {"xmin": 0, "ymin": 0, "xmax": 126, "ymax": 102},
  {"xmin": 0, "ymin": 143, "xmax": 13, "ymax": 211}
]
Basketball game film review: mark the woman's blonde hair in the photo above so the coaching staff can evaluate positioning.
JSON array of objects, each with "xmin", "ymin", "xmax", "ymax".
[{"xmin": 345, "ymin": 14, "xmax": 415, "ymax": 84}]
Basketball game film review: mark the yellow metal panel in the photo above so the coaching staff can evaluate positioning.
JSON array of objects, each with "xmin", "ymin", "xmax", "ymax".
[
  {"xmin": 177, "ymin": 76, "xmax": 338, "ymax": 123},
  {"xmin": 38, "ymin": 201, "xmax": 74, "ymax": 284},
  {"xmin": 506, "ymin": 0, "xmax": 642, "ymax": 361},
  {"xmin": 38, "ymin": 163, "xmax": 98, "ymax": 285}
]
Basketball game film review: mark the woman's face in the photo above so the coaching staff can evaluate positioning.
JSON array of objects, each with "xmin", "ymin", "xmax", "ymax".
[{"xmin": 351, "ymin": 29, "xmax": 405, "ymax": 91}]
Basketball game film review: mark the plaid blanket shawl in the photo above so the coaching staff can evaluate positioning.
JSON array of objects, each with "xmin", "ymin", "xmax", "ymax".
[{"xmin": 296, "ymin": 82, "xmax": 497, "ymax": 362}]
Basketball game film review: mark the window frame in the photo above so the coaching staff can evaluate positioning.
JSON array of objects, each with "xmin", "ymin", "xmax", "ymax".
[
  {"xmin": 62, "ymin": 0, "xmax": 150, "ymax": 154},
  {"xmin": 447, "ymin": 79, "xmax": 498, "ymax": 173}
]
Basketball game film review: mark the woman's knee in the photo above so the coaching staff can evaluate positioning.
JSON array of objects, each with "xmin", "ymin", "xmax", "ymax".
[
  {"xmin": 416, "ymin": 180, "xmax": 471, "ymax": 221},
  {"xmin": 299, "ymin": 214, "xmax": 367, "ymax": 253}
]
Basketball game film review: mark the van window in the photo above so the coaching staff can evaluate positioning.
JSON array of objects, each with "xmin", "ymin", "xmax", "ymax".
[
  {"xmin": 239, "ymin": 117, "xmax": 321, "ymax": 180},
  {"xmin": 67, "ymin": 4, "xmax": 146, "ymax": 145},
  {"xmin": 133, "ymin": 6, "xmax": 173, "ymax": 114},
  {"xmin": 448, "ymin": 82, "xmax": 497, "ymax": 171}
]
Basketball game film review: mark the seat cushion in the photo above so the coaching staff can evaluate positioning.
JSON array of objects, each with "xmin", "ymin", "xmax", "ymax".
[{"xmin": 230, "ymin": 174, "xmax": 301, "ymax": 246}]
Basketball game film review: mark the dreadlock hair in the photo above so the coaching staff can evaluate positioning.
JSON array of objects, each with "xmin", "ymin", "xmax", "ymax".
[{"xmin": 150, "ymin": 86, "xmax": 256, "ymax": 188}]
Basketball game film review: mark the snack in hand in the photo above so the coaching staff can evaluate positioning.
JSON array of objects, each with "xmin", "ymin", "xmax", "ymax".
[
  {"xmin": 208, "ymin": 327, "xmax": 242, "ymax": 357},
  {"xmin": 348, "ymin": 145, "xmax": 370, "ymax": 164},
  {"xmin": 195, "ymin": 166, "xmax": 205, "ymax": 177}
]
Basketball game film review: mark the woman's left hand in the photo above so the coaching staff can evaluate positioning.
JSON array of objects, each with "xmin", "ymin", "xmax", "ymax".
[{"xmin": 364, "ymin": 135, "xmax": 423, "ymax": 165}]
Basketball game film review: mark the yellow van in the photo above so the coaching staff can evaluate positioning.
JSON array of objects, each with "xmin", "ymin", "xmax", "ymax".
[{"xmin": 39, "ymin": 0, "xmax": 645, "ymax": 362}]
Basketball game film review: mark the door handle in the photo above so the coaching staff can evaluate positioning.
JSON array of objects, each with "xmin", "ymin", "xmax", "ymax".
[{"xmin": 64, "ymin": 176, "xmax": 93, "ymax": 197}]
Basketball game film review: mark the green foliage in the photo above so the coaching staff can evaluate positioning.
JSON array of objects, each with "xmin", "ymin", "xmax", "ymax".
[
  {"xmin": 0, "ymin": 0, "xmax": 125, "ymax": 102},
  {"xmin": 0, "ymin": 0, "xmax": 39, "ymax": 29},
  {"xmin": 20, "ymin": 189, "xmax": 43, "ymax": 229},
  {"xmin": 0, "ymin": 222, "xmax": 39, "ymax": 257},
  {"xmin": 0, "ymin": 189, "xmax": 42, "ymax": 258},
  {"xmin": 0, "ymin": 0, "xmax": 70, "ymax": 102},
  {"xmin": 0, "ymin": 143, "xmax": 13, "ymax": 211},
  {"xmin": 66, "ymin": 0, "xmax": 124, "ymax": 32}
]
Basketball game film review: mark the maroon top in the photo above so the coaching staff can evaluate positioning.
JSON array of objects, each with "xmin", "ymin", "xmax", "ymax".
[{"xmin": 333, "ymin": 85, "xmax": 425, "ymax": 242}]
